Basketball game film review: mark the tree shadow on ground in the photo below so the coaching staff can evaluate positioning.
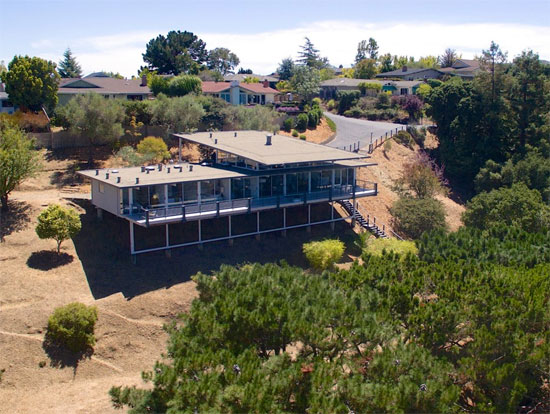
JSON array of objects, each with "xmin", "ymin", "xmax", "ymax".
[
  {"xmin": 27, "ymin": 250, "xmax": 74, "ymax": 270},
  {"xmin": 70, "ymin": 199, "xmax": 360, "ymax": 300},
  {"xmin": 42, "ymin": 338, "xmax": 93, "ymax": 376},
  {"xmin": 44, "ymin": 145, "xmax": 113, "ymax": 164},
  {"xmin": 50, "ymin": 161, "xmax": 86, "ymax": 188},
  {"xmin": 0, "ymin": 200, "xmax": 33, "ymax": 241}
]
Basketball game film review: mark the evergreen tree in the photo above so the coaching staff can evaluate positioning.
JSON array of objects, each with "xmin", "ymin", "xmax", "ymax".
[
  {"xmin": 296, "ymin": 37, "xmax": 328, "ymax": 69},
  {"xmin": 277, "ymin": 57, "xmax": 295, "ymax": 81},
  {"xmin": 58, "ymin": 48, "xmax": 82, "ymax": 78}
]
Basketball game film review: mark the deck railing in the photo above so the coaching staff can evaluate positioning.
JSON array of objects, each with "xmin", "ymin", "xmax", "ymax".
[{"xmin": 129, "ymin": 181, "xmax": 377, "ymax": 226}]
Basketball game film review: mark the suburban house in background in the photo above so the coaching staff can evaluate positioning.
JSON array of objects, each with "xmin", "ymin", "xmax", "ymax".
[
  {"xmin": 57, "ymin": 75, "xmax": 152, "ymax": 105},
  {"xmin": 375, "ymin": 66, "xmax": 444, "ymax": 80},
  {"xmin": 202, "ymin": 80, "xmax": 280, "ymax": 105},
  {"xmin": 320, "ymin": 78, "xmax": 422, "ymax": 100},
  {"xmin": 439, "ymin": 59, "xmax": 481, "ymax": 80},
  {"xmin": 224, "ymin": 73, "xmax": 279, "ymax": 89},
  {"xmin": 78, "ymin": 130, "xmax": 377, "ymax": 256}
]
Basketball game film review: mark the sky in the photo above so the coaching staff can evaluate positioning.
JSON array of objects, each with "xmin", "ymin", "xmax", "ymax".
[{"xmin": 1, "ymin": 0, "xmax": 549, "ymax": 77}]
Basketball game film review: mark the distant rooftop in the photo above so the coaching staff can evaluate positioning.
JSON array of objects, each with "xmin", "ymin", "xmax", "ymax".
[{"xmin": 175, "ymin": 131, "xmax": 367, "ymax": 166}]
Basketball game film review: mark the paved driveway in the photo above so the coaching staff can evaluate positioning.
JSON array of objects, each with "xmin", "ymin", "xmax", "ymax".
[{"xmin": 324, "ymin": 112, "xmax": 403, "ymax": 151}]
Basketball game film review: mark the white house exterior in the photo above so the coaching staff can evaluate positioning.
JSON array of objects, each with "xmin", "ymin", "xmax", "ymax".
[{"xmin": 202, "ymin": 81, "xmax": 279, "ymax": 105}]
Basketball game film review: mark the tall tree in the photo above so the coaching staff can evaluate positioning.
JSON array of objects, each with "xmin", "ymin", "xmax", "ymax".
[
  {"xmin": 237, "ymin": 67, "xmax": 253, "ymax": 74},
  {"xmin": 0, "ymin": 120, "xmax": 41, "ymax": 211},
  {"xmin": 290, "ymin": 65, "xmax": 321, "ymax": 102},
  {"xmin": 356, "ymin": 37, "xmax": 379, "ymax": 64},
  {"xmin": 296, "ymin": 37, "xmax": 328, "ymax": 69},
  {"xmin": 277, "ymin": 57, "xmax": 295, "ymax": 81},
  {"xmin": 207, "ymin": 48, "xmax": 240, "ymax": 75},
  {"xmin": 142, "ymin": 30, "xmax": 208, "ymax": 75},
  {"xmin": 479, "ymin": 41, "xmax": 508, "ymax": 101},
  {"xmin": 1, "ymin": 55, "xmax": 60, "ymax": 111},
  {"xmin": 378, "ymin": 53, "xmax": 394, "ymax": 73},
  {"xmin": 58, "ymin": 48, "xmax": 82, "ymax": 78},
  {"xmin": 439, "ymin": 48, "xmax": 458, "ymax": 68},
  {"xmin": 354, "ymin": 59, "xmax": 377, "ymax": 79}
]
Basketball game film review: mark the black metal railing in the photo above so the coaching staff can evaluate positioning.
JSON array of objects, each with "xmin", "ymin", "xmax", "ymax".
[{"xmin": 128, "ymin": 182, "xmax": 377, "ymax": 225}]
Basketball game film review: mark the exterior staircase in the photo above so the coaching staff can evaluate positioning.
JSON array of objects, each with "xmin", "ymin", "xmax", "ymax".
[{"xmin": 339, "ymin": 199, "xmax": 391, "ymax": 239}]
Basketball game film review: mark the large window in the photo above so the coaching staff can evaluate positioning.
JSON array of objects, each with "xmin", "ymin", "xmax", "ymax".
[
  {"xmin": 149, "ymin": 185, "xmax": 165, "ymax": 206},
  {"xmin": 286, "ymin": 173, "xmax": 297, "ymax": 195},
  {"xmin": 259, "ymin": 176, "xmax": 272, "ymax": 198},
  {"xmin": 272, "ymin": 175, "xmax": 284, "ymax": 196},
  {"xmin": 200, "ymin": 180, "xmax": 222, "ymax": 202},
  {"xmin": 133, "ymin": 187, "xmax": 148, "ymax": 208},
  {"xmin": 231, "ymin": 178, "xmax": 252, "ymax": 199},
  {"xmin": 183, "ymin": 182, "xmax": 198, "ymax": 203},
  {"xmin": 167, "ymin": 183, "xmax": 182, "ymax": 203}
]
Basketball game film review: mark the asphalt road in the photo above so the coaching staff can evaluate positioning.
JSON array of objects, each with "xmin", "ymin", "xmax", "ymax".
[{"xmin": 324, "ymin": 112, "xmax": 404, "ymax": 151}]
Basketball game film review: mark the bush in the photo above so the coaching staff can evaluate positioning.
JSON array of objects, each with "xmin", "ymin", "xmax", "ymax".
[
  {"xmin": 116, "ymin": 146, "xmax": 144, "ymax": 166},
  {"xmin": 282, "ymin": 117, "xmax": 294, "ymax": 132},
  {"xmin": 337, "ymin": 91, "xmax": 361, "ymax": 114},
  {"xmin": 296, "ymin": 113, "xmax": 308, "ymax": 131},
  {"xmin": 394, "ymin": 130, "xmax": 414, "ymax": 148},
  {"xmin": 303, "ymin": 239, "xmax": 345, "ymax": 270},
  {"xmin": 383, "ymin": 139, "xmax": 392, "ymax": 154},
  {"xmin": 376, "ymin": 92, "xmax": 391, "ymax": 109},
  {"xmin": 358, "ymin": 82, "xmax": 382, "ymax": 96},
  {"xmin": 307, "ymin": 108, "xmax": 321, "ymax": 128},
  {"xmin": 46, "ymin": 302, "xmax": 98, "ymax": 353},
  {"xmin": 343, "ymin": 106, "xmax": 364, "ymax": 118},
  {"xmin": 149, "ymin": 75, "xmax": 170, "ymax": 96},
  {"xmin": 35, "ymin": 204, "xmax": 82, "ymax": 253},
  {"xmin": 390, "ymin": 197, "xmax": 447, "ymax": 239},
  {"xmin": 136, "ymin": 136, "xmax": 170, "ymax": 163},
  {"xmin": 326, "ymin": 99, "xmax": 336, "ymax": 111},
  {"xmin": 364, "ymin": 238, "xmax": 418, "ymax": 257},
  {"xmin": 311, "ymin": 97, "xmax": 321, "ymax": 107},
  {"xmin": 407, "ymin": 126, "xmax": 426, "ymax": 148},
  {"xmin": 168, "ymin": 75, "xmax": 202, "ymax": 97},
  {"xmin": 291, "ymin": 130, "xmax": 299, "ymax": 137},
  {"xmin": 299, "ymin": 134, "xmax": 306, "ymax": 140},
  {"xmin": 462, "ymin": 183, "xmax": 550, "ymax": 233}
]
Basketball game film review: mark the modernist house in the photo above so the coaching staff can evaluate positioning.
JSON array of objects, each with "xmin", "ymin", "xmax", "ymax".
[
  {"xmin": 78, "ymin": 131, "xmax": 377, "ymax": 256},
  {"xmin": 320, "ymin": 78, "xmax": 422, "ymax": 100},
  {"xmin": 202, "ymin": 80, "xmax": 280, "ymax": 105},
  {"xmin": 57, "ymin": 75, "xmax": 152, "ymax": 105}
]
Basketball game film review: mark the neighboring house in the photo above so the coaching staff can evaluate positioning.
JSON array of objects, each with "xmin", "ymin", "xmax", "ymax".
[
  {"xmin": 375, "ymin": 66, "xmax": 444, "ymax": 80},
  {"xmin": 57, "ymin": 75, "xmax": 152, "ymax": 105},
  {"xmin": 320, "ymin": 78, "xmax": 421, "ymax": 99},
  {"xmin": 438, "ymin": 59, "xmax": 481, "ymax": 80},
  {"xmin": 78, "ymin": 130, "xmax": 378, "ymax": 256},
  {"xmin": 224, "ymin": 73, "xmax": 279, "ymax": 89},
  {"xmin": 0, "ymin": 86, "xmax": 15, "ymax": 114},
  {"xmin": 202, "ymin": 80, "xmax": 280, "ymax": 105}
]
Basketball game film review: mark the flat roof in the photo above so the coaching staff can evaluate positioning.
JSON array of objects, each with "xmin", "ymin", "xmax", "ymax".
[
  {"xmin": 175, "ymin": 131, "xmax": 366, "ymax": 165},
  {"xmin": 78, "ymin": 159, "xmax": 372, "ymax": 188},
  {"xmin": 78, "ymin": 164, "xmax": 248, "ymax": 188}
]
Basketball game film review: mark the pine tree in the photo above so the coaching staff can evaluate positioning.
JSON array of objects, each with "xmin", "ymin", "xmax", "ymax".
[
  {"xmin": 58, "ymin": 48, "xmax": 82, "ymax": 78},
  {"xmin": 297, "ymin": 37, "xmax": 328, "ymax": 69}
]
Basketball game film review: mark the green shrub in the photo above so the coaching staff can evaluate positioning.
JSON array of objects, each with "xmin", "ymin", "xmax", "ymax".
[
  {"xmin": 383, "ymin": 139, "xmax": 392, "ymax": 154},
  {"xmin": 136, "ymin": 136, "xmax": 170, "ymax": 163},
  {"xmin": 303, "ymin": 239, "xmax": 345, "ymax": 270},
  {"xmin": 299, "ymin": 134, "xmax": 306, "ymax": 140},
  {"xmin": 343, "ymin": 106, "xmax": 364, "ymax": 118},
  {"xmin": 292, "ymin": 129, "xmax": 299, "ymax": 137},
  {"xmin": 282, "ymin": 117, "xmax": 294, "ymax": 132},
  {"xmin": 337, "ymin": 91, "xmax": 361, "ymax": 114},
  {"xmin": 326, "ymin": 99, "xmax": 336, "ymax": 111},
  {"xmin": 394, "ymin": 130, "xmax": 414, "ymax": 148},
  {"xmin": 296, "ymin": 113, "xmax": 308, "ymax": 131},
  {"xmin": 311, "ymin": 97, "xmax": 321, "ymax": 107},
  {"xmin": 390, "ymin": 197, "xmax": 447, "ymax": 239},
  {"xmin": 168, "ymin": 75, "xmax": 202, "ymax": 97},
  {"xmin": 35, "ymin": 204, "xmax": 82, "ymax": 253},
  {"xmin": 46, "ymin": 302, "xmax": 98, "ymax": 353},
  {"xmin": 364, "ymin": 238, "xmax": 418, "ymax": 257},
  {"xmin": 149, "ymin": 75, "xmax": 170, "ymax": 96},
  {"xmin": 307, "ymin": 108, "xmax": 321, "ymax": 128},
  {"xmin": 116, "ymin": 146, "xmax": 145, "ymax": 166},
  {"xmin": 407, "ymin": 126, "xmax": 426, "ymax": 148}
]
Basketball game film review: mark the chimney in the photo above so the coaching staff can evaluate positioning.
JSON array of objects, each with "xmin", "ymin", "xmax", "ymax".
[
  {"xmin": 141, "ymin": 74, "xmax": 147, "ymax": 87},
  {"xmin": 136, "ymin": 177, "xmax": 139, "ymax": 184},
  {"xmin": 262, "ymin": 79, "xmax": 269, "ymax": 88},
  {"xmin": 266, "ymin": 134, "xmax": 272, "ymax": 146},
  {"xmin": 116, "ymin": 177, "xmax": 121, "ymax": 183},
  {"xmin": 402, "ymin": 65, "xmax": 408, "ymax": 72}
]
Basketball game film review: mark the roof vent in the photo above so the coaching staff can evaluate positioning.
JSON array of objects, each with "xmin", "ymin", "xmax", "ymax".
[
  {"xmin": 189, "ymin": 165, "xmax": 193, "ymax": 172},
  {"xmin": 167, "ymin": 167, "xmax": 171, "ymax": 173},
  {"xmin": 105, "ymin": 173, "xmax": 109, "ymax": 179},
  {"xmin": 266, "ymin": 134, "xmax": 272, "ymax": 146},
  {"xmin": 136, "ymin": 177, "xmax": 139, "ymax": 184},
  {"xmin": 214, "ymin": 138, "xmax": 218, "ymax": 144},
  {"xmin": 209, "ymin": 132, "xmax": 213, "ymax": 138},
  {"xmin": 95, "ymin": 169, "xmax": 99, "ymax": 176},
  {"xmin": 116, "ymin": 177, "xmax": 121, "ymax": 183},
  {"xmin": 234, "ymin": 132, "xmax": 237, "ymax": 137},
  {"xmin": 141, "ymin": 166, "xmax": 145, "ymax": 173},
  {"xmin": 158, "ymin": 164, "xmax": 162, "ymax": 171}
]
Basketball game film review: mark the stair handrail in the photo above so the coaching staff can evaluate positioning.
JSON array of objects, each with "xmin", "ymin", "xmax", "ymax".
[{"xmin": 353, "ymin": 203, "xmax": 404, "ymax": 240}]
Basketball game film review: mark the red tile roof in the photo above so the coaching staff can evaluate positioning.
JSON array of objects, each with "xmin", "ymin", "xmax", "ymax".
[{"xmin": 201, "ymin": 81, "xmax": 231, "ymax": 93}]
